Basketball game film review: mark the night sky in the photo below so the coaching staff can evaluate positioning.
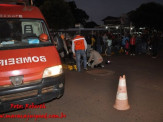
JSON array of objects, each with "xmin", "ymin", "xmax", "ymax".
[{"xmin": 67, "ymin": 0, "xmax": 163, "ymax": 25}]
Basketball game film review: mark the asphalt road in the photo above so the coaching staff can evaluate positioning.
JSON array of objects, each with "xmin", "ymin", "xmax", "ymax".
[{"xmin": 0, "ymin": 54, "xmax": 163, "ymax": 122}]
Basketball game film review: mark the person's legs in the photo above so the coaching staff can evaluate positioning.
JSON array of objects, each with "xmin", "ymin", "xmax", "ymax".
[
  {"xmin": 81, "ymin": 50, "xmax": 87, "ymax": 69},
  {"xmin": 133, "ymin": 45, "xmax": 136, "ymax": 55},
  {"xmin": 91, "ymin": 59, "xmax": 103, "ymax": 68},
  {"xmin": 59, "ymin": 51, "xmax": 65, "ymax": 63},
  {"xmin": 76, "ymin": 50, "xmax": 81, "ymax": 72},
  {"xmin": 87, "ymin": 44, "xmax": 91, "ymax": 57},
  {"xmin": 107, "ymin": 46, "xmax": 111, "ymax": 56},
  {"xmin": 130, "ymin": 45, "xmax": 133, "ymax": 55}
]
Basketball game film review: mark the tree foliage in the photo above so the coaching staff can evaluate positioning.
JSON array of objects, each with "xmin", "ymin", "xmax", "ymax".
[
  {"xmin": 128, "ymin": 2, "xmax": 163, "ymax": 31},
  {"xmin": 39, "ymin": 0, "xmax": 75, "ymax": 30},
  {"xmin": 68, "ymin": 1, "xmax": 89, "ymax": 26},
  {"xmin": 34, "ymin": 0, "xmax": 90, "ymax": 30}
]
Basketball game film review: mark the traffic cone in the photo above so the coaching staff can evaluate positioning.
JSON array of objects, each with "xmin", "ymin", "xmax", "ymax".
[{"xmin": 113, "ymin": 75, "xmax": 130, "ymax": 110}]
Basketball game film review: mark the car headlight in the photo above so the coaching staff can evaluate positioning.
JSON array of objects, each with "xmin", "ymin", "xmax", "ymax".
[{"xmin": 43, "ymin": 65, "xmax": 63, "ymax": 78}]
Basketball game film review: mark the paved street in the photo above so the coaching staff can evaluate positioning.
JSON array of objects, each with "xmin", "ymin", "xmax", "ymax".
[{"xmin": 0, "ymin": 54, "xmax": 163, "ymax": 122}]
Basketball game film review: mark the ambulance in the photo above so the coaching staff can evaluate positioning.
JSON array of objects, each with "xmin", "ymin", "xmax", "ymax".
[{"xmin": 0, "ymin": 1, "xmax": 65, "ymax": 113}]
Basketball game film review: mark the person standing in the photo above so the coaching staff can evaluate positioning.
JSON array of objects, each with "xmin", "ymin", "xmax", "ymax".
[
  {"xmin": 105, "ymin": 35, "xmax": 112, "ymax": 56},
  {"xmin": 151, "ymin": 32, "xmax": 159, "ymax": 58},
  {"xmin": 59, "ymin": 34, "xmax": 69, "ymax": 63},
  {"xmin": 102, "ymin": 33, "xmax": 108, "ymax": 54},
  {"xmin": 85, "ymin": 34, "xmax": 92, "ymax": 57},
  {"xmin": 130, "ymin": 35, "xmax": 136, "ymax": 55},
  {"xmin": 96, "ymin": 33, "xmax": 103, "ymax": 53},
  {"xmin": 122, "ymin": 34, "xmax": 129, "ymax": 51},
  {"xmin": 60, "ymin": 34, "xmax": 69, "ymax": 55},
  {"xmin": 91, "ymin": 35, "xmax": 96, "ymax": 50},
  {"xmin": 124, "ymin": 39, "xmax": 129, "ymax": 55},
  {"xmin": 72, "ymin": 33, "xmax": 88, "ymax": 72}
]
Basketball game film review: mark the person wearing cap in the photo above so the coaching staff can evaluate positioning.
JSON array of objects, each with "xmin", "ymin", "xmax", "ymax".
[
  {"xmin": 39, "ymin": 33, "xmax": 48, "ymax": 42},
  {"xmin": 72, "ymin": 33, "xmax": 88, "ymax": 72},
  {"xmin": 60, "ymin": 34, "xmax": 69, "ymax": 55},
  {"xmin": 88, "ymin": 48, "xmax": 103, "ymax": 68}
]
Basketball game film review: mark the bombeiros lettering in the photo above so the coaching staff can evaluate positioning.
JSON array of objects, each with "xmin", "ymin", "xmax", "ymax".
[{"xmin": 0, "ymin": 56, "xmax": 47, "ymax": 66}]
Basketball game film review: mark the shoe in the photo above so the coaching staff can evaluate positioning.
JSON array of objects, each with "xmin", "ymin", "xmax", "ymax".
[
  {"xmin": 84, "ymin": 68, "xmax": 88, "ymax": 71},
  {"xmin": 106, "ymin": 60, "xmax": 111, "ymax": 64},
  {"xmin": 101, "ymin": 65, "xmax": 104, "ymax": 68}
]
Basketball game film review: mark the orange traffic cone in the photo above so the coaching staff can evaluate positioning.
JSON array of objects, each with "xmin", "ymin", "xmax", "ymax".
[{"xmin": 113, "ymin": 75, "xmax": 130, "ymax": 110}]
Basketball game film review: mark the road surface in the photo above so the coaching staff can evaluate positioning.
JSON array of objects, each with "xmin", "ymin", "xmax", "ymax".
[{"xmin": 0, "ymin": 54, "xmax": 163, "ymax": 122}]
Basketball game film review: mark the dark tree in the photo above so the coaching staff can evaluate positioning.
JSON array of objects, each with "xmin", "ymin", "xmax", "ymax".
[
  {"xmin": 33, "ymin": 0, "xmax": 90, "ymax": 29},
  {"xmin": 39, "ymin": 0, "xmax": 75, "ymax": 30},
  {"xmin": 128, "ymin": 2, "xmax": 163, "ymax": 31},
  {"xmin": 68, "ymin": 1, "xmax": 89, "ymax": 26}
]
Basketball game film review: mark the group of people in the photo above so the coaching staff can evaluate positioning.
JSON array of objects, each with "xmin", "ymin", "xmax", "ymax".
[
  {"xmin": 83, "ymin": 31, "xmax": 161, "ymax": 58},
  {"xmin": 121, "ymin": 32, "xmax": 160, "ymax": 58},
  {"xmin": 54, "ymin": 31, "xmax": 162, "ymax": 72},
  {"xmin": 49, "ymin": 32, "xmax": 104, "ymax": 72},
  {"xmin": 71, "ymin": 33, "xmax": 103, "ymax": 72}
]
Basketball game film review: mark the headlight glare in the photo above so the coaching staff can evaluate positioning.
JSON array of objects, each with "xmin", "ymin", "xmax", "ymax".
[{"xmin": 43, "ymin": 65, "xmax": 63, "ymax": 78}]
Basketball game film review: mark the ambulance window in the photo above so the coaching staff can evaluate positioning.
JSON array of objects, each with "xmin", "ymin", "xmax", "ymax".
[
  {"xmin": 21, "ymin": 20, "xmax": 49, "ymax": 39},
  {"xmin": 0, "ymin": 19, "xmax": 52, "ymax": 49}
]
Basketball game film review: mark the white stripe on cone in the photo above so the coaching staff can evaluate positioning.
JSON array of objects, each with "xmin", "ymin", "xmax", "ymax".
[
  {"xmin": 119, "ymin": 79, "xmax": 126, "ymax": 86},
  {"xmin": 116, "ymin": 92, "xmax": 128, "ymax": 100}
]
